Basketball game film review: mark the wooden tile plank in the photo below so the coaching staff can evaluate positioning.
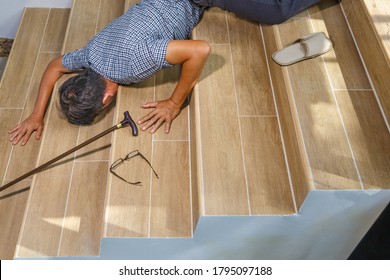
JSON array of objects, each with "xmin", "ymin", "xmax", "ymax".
[
  {"xmin": 150, "ymin": 141, "xmax": 191, "ymax": 237},
  {"xmin": 96, "ymin": 0, "xmax": 126, "ymax": 33},
  {"xmin": 336, "ymin": 90, "xmax": 390, "ymax": 189},
  {"xmin": 125, "ymin": 0, "xmax": 139, "ymax": 11},
  {"xmin": 40, "ymin": 9, "xmax": 70, "ymax": 53},
  {"xmin": 154, "ymin": 65, "xmax": 189, "ymax": 141},
  {"xmin": 75, "ymin": 111, "xmax": 115, "ymax": 161},
  {"xmin": 6, "ymin": 53, "xmax": 59, "ymax": 180},
  {"xmin": 189, "ymin": 95, "xmax": 200, "ymax": 225},
  {"xmin": 363, "ymin": 0, "xmax": 390, "ymax": 61},
  {"xmin": 340, "ymin": 0, "xmax": 355, "ymax": 16},
  {"xmin": 16, "ymin": 0, "xmax": 97, "ymax": 254},
  {"xmin": 241, "ymin": 117, "xmax": 295, "ymax": 214},
  {"xmin": 193, "ymin": 8, "xmax": 228, "ymax": 44},
  {"xmin": 0, "ymin": 9, "xmax": 49, "ymax": 108},
  {"xmin": 198, "ymin": 45, "xmax": 248, "ymax": 215},
  {"xmin": 2, "ymin": 7, "xmax": 70, "ymax": 258},
  {"xmin": 16, "ymin": 159, "xmax": 75, "ymax": 257},
  {"xmin": 105, "ymin": 80, "xmax": 154, "ymax": 237},
  {"xmin": 262, "ymin": 24, "xmax": 311, "ymax": 209},
  {"xmin": 0, "ymin": 179, "xmax": 31, "ymax": 259},
  {"xmin": 0, "ymin": 109, "xmax": 22, "ymax": 183},
  {"xmin": 309, "ymin": 1, "xmax": 371, "ymax": 90},
  {"xmin": 227, "ymin": 14, "xmax": 275, "ymax": 116},
  {"xmin": 58, "ymin": 162, "xmax": 107, "ymax": 256},
  {"xmin": 63, "ymin": 0, "xmax": 100, "ymax": 52},
  {"xmin": 75, "ymin": 0, "xmax": 125, "ymax": 161},
  {"xmin": 346, "ymin": 0, "xmax": 390, "ymax": 123},
  {"xmin": 276, "ymin": 18, "xmax": 361, "ymax": 189},
  {"xmin": 16, "ymin": 91, "xmax": 79, "ymax": 257}
]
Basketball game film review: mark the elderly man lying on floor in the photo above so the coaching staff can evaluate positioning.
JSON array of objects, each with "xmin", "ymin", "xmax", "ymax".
[{"xmin": 9, "ymin": 0, "xmax": 322, "ymax": 146}]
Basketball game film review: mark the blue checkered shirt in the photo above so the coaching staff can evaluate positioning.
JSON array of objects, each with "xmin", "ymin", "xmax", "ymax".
[{"xmin": 62, "ymin": 0, "xmax": 203, "ymax": 84}]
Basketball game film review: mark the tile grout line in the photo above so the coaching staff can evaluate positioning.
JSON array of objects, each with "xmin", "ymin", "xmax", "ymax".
[
  {"xmin": 260, "ymin": 24, "xmax": 297, "ymax": 213},
  {"xmin": 187, "ymin": 95, "xmax": 194, "ymax": 237},
  {"xmin": 103, "ymin": 84, "xmax": 121, "ymax": 238},
  {"xmin": 97, "ymin": 0, "xmax": 116, "ymax": 243},
  {"xmin": 147, "ymin": 75, "xmax": 157, "ymax": 238},
  {"xmin": 196, "ymin": 84, "xmax": 206, "ymax": 216},
  {"xmin": 153, "ymin": 139, "xmax": 189, "ymax": 142},
  {"xmin": 94, "ymin": 0, "xmax": 102, "ymax": 34},
  {"xmin": 102, "ymin": 1, "xmax": 128, "ymax": 239},
  {"xmin": 75, "ymin": 159, "xmax": 110, "ymax": 163},
  {"xmin": 57, "ymin": 103, "xmax": 86, "ymax": 255},
  {"xmin": 240, "ymin": 115, "xmax": 277, "ymax": 118},
  {"xmin": 333, "ymin": 88, "xmax": 373, "ymax": 91},
  {"xmin": 225, "ymin": 13, "xmax": 251, "ymax": 215},
  {"xmin": 39, "ymin": 51, "xmax": 62, "ymax": 54},
  {"xmin": 308, "ymin": 10, "xmax": 364, "ymax": 190},
  {"xmin": 0, "ymin": 107, "xmax": 25, "ymax": 110},
  {"xmin": 192, "ymin": 27, "xmax": 206, "ymax": 216}
]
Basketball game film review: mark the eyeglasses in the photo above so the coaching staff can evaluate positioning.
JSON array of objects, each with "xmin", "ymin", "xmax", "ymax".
[{"xmin": 109, "ymin": 150, "xmax": 159, "ymax": 186}]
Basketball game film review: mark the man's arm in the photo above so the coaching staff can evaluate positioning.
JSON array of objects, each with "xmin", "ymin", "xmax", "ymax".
[
  {"xmin": 138, "ymin": 40, "xmax": 211, "ymax": 134},
  {"xmin": 9, "ymin": 55, "xmax": 72, "ymax": 145}
]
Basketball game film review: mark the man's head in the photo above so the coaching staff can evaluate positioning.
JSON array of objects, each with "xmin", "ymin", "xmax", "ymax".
[{"xmin": 59, "ymin": 69, "xmax": 114, "ymax": 125}]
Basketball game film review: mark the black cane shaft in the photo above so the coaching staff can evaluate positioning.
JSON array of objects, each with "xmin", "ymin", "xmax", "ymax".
[{"xmin": 0, "ymin": 125, "xmax": 118, "ymax": 193}]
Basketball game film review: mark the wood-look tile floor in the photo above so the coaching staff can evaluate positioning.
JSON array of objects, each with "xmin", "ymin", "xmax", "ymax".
[
  {"xmin": 342, "ymin": 0, "xmax": 390, "ymax": 130},
  {"xmin": 1, "ymin": 0, "xmax": 388, "ymax": 259},
  {"xmin": 0, "ymin": 8, "xmax": 70, "ymax": 259},
  {"xmin": 15, "ymin": 0, "xmax": 126, "ymax": 258}
]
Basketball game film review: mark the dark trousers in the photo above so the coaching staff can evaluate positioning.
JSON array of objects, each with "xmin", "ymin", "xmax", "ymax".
[{"xmin": 192, "ymin": 0, "xmax": 322, "ymax": 24}]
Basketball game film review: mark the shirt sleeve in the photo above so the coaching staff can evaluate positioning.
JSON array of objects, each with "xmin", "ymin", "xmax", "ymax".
[
  {"xmin": 130, "ymin": 38, "xmax": 173, "ymax": 82},
  {"xmin": 147, "ymin": 38, "xmax": 173, "ymax": 68},
  {"xmin": 62, "ymin": 48, "xmax": 89, "ymax": 71}
]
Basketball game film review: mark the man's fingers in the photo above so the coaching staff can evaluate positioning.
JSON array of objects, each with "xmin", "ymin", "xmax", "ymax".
[
  {"xmin": 21, "ymin": 131, "xmax": 33, "ymax": 146},
  {"xmin": 12, "ymin": 130, "xmax": 26, "ymax": 145},
  {"xmin": 164, "ymin": 121, "xmax": 172, "ymax": 134},
  {"xmin": 150, "ymin": 118, "xmax": 165, "ymax": 134},
  {"xmin": 138, "ymin": 109, "xmax": 157, "ymax": 125},
  {"xmin": 143, "ymin": 113, "xmax": 161, "ymax": 132},
  {"xmin": 141, "ymin": 102, "xmax": 158, "ymax": 109},
  {"xmin": 8, "ymin": 124, "xmax": 22, "ymax": 134},
  {"xmin": 138, "ymin": 110, "xmax": 157, "ymax": 127},
  {"xmin": 36, "ymin": 126, "xmax": 44, "ymax": 140}
]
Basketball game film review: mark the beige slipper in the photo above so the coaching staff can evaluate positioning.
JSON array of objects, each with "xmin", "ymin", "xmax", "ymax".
[{"xmin": 272, "ymin": 32, "xmax": 333, "ymax": 66}]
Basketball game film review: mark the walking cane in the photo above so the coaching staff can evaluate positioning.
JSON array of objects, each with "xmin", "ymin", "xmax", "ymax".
[{"xmin": 0, "ymin": 111, "xmax": 138, "ymax": 193}]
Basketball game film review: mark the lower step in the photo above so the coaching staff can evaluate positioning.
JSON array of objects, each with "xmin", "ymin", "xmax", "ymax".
[
  {"xmin": 0, "ymin": 8, "xmax": 69, "ymax": 260},
  {"xmin": 342, "ymin": 0, "xmax": 390, "ymax": 124}
]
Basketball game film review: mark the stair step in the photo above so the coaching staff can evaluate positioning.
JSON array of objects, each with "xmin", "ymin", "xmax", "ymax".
[
  {"xmin": 264, "ymin": 1, "xmax": 390, "ymax": 191},
  {"xmin": 15, "ymin": 0, "xmax": 126, "ymax": 258},
  {"xmin": 0, "ymin": 8, "xmax": 69, "ymax": 260},
  {"xmin": 3, "ymin": 0, "xmax": 388, "ymax": 259},
  {"xmin": 105, "ymin": 67, "xmax": 194, "ymax": 238},
  {"xmin": 191, "ymin": 8, "xmax": 296, "ymax": 216},
  {"xmin": 342, "ymin": 0, "xmax": 390, "ymax": 124},
  {"xmin": 104, "ymin": 0, "xmax": 194, "ymax": 238}
]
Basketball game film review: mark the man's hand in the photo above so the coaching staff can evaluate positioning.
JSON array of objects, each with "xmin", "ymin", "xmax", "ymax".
[
  {"xmin": 7, "ymin": 55, "xmax": 71, "ymax": 146},
  {"xmin": 8, "ymin": 113, "xmax": 44, "ymax": 146},
  {"xmin": 137, "ymin": 40, "xmax": 210, "ymax": 134},
  {"xmin": 138, "ymin": 98, "xmax": 181, "ymax": 134}
]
